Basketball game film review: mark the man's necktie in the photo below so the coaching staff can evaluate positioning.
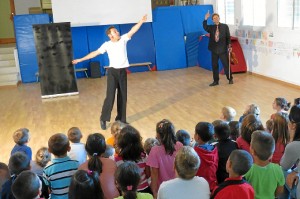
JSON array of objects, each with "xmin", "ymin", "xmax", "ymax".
[{"xmin": 215, "ymin": 25, "xmax": 219, "ymax": 42}]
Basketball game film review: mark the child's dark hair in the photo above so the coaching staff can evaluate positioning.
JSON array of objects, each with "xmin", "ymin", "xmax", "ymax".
[
  {"xmin": 11, "ymin": 171, "xmax": 40, "ymax": 199},
  {"xmin": 13, "ymin": 128, "xmax": 30, "ymax": 145},
  {"xmin": 229, "ymin": 150, "xmax": 253, "ymax": 175},
  {"xmin": 241, "ymin": 114, "xmax": 264, "ymax": 144},
  {"xmin": 176, "ymin": 130, "xmax": 191, "ymax": 146},
  {"xmin": 48, "ymin": 133, "xmax": 70, "ymax": 156},
  {"xmin": 69, "ymin": 170, "xmax": 104, "ymax": 199},
  {"xmin": 195, "ymin": 122, "xmax": 214, "ymax": 142},
  {"xmin": 228, "ymin": 121, "xmax": 240, "ymax": 141},
  {"xmin": 0, "ymin": 162, "xmax": 9, "ymax": 180},
  {"xmin": 9, "ymin": 152, "xmax": 30, "ymax": 175},
  {"xmin": 117, "ymin": 125, "xmax": 145, "ymax": 162},
  {"xmin": 274, "ymin": 97, "xmax": 291, "ymax": 111},
  {"xmin": 289, "ymin": 105, "xmax": 300, "ymax": 141},
  {"xmin": 0, "ymin": 162, "xmax": 9, "ymax": 172},
  {"xmin": 251, "ymin": 130, "xmax": 275, "ymax": 161},
  {"xmin": 115, "ymin": 161, "xmax": 140, "ymax": 199},
  {"xmin": 294, "ymin": 98, "xmax": 300, "ymax": 106},
  {"xmin": 214, "ymin": 122, "xmax": 231, "ymax": 141},
  {"xmin": 68, "ymin": 127, "xmax": 82, "ymax": 143},
  {"xmin": 85, "ymin": 133, "xmax": 106, "ymax": 174},
  {"xmin": 212, "ymin": 120, "xmax": 223, "ymax": 127},
  {"xmin": 156, "ymin": 119, "xmax": 177, "ymax": 155},
  {"xmin": 272, "ymin": 113, "xmax": 289, "ymax": 146}
]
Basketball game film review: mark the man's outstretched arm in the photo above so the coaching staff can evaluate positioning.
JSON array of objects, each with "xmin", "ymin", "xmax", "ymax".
[
  {"xmin": 72, "ymin": 50, "xmax": 101, "ymax": 65},
  {"xmin": 127, "ymin": 15, "xmax": 147, "ymax": 39}
]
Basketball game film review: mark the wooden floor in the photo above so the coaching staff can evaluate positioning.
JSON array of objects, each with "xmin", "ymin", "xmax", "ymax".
[{"xmin": 0, "ymin": 67, "xmax": 299, "ymax": 163}]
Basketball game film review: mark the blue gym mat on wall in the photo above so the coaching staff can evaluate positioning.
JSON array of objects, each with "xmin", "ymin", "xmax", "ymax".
[
  {"xmin": 179, "ymin": 5, "xmax": 214, "ymax": 34},
  {"xmin": 119, "ymin": 23, "xmax": 156, "ymax": 73},
  {"xmin": 14, "ymin": 14, "xmax": 50, "ymax": 83},
  {"xmin": 71, "ymin": 27, "xmax": 89, "ymax": 78},
  {"xmin": 152, "ymin": 7, "xmax": 187, "ymax": 71}
]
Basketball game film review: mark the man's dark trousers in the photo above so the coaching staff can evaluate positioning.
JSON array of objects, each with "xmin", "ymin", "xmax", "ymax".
[
  {"xmin": 100, "ymin": 67, "xmax": 127, "ymax": 123},
  {"xmin": 212, "ymin": 51, "xmax": 232, "ymax": 82}
]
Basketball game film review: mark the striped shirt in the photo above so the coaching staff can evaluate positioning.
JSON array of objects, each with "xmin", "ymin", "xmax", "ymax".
[
  {"xmin": 115, "ymin": 154, "xmax": 149, "ymax": 191},
  {"xmin": 43, "ymin": 156, "xmax": 79, "ymax": 199}
]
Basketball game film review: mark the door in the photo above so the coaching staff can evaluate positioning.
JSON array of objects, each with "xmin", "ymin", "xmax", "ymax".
[{"xmin": 0, "ymin": 0, "xmax": 15, "ymax": 44}]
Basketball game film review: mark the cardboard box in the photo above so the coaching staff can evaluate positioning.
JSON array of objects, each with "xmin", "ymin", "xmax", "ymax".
[{"xmin": 29, "ymin": 7, "xmax": 43, "ymax": 14}]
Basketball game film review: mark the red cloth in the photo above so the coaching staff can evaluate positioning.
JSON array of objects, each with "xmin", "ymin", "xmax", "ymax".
[
  {"xmin": 236, "ymin": 136, "xmax": 250, "ymax": 153},
  {"xmin": 271, "ymin": 141, "xmax": 285, "ymax": 164},
  {"xmin": 212, "ymin": 176, "xmax": 255, "ymax": 199},
  {"xmin": 194, "ymin": 146, "xmax": 219, "ymax": 191}
]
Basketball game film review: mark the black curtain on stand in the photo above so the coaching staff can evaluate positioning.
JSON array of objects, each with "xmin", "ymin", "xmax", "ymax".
[{"xmin": 33, "ymin": 22, "xmax": 78, "ymax": 98}]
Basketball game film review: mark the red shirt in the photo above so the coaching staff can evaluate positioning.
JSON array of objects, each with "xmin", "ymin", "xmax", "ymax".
[
  {"xmin": 212, "ymin": 176, "xmax": 255, "ymax": 199},
  {"xmin": 194, "ymin": 145, "xmax": 219, "ymax": 191},
  {"xmin": 236, "ymin": 136, "xmax": 250, "ymax": 153},
  {"xmin": 271, "ymin": 141, "xmax": 285, "ymax": 164}
]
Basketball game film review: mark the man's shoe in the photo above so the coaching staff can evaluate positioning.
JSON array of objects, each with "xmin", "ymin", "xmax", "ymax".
[
  {"xmin": 100, "ymin": 120, "xmax": 106, "ymax": 130},
  {"xmin": 229, "ymin": 79, "xmax": 234, "ymax": 84},
  {"xmin": 209, "ymin": 82, "xmax": 219, "ymax": 86}
]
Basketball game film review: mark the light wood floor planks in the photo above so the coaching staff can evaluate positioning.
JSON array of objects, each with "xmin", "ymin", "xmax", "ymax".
[{"xmin": 1, "ymin": 67, "xmax": 299, "ymax": 163}]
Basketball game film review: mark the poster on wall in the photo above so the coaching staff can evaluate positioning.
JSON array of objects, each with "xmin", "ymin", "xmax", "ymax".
[{"xmin": 33, "ymin": 22, "xmax": 78, "ymax": 98}]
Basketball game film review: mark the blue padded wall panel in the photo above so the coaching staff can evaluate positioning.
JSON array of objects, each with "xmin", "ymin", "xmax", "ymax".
[
  {"xmin": 71, "ymin": 27, "xmax": 89, "ymax": 78},
  {"xmin": 86, "ymin": 25, "xmax": 120, "ymax": 76},
  {"xmin": 14, "ymin": 14, "xmax": 50, "ymax": 83},
  {"xmin": 180, "ymin": 5, "xmax": 214, "ymax": 35},
  {"xmin": 185, "ymin": 32, "xmax": 202, "ymax": 67},
  {"xmin": 119, "ymin": 23, "xmax": 156, "ymax": 73},
  {"xmin": 152, "ymin": 7, "xmax": 186, "ymax": 71}
]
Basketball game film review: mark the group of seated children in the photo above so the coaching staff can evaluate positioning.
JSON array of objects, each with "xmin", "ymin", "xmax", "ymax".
[{"xmin": 1, "ymin": 97, "xmax": 300, "ymax": 199}]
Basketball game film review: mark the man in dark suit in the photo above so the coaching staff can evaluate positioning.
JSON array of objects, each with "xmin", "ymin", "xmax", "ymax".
[{"xmin": 203, "ymin": 11, "xmax": 233, "ymax": 86}]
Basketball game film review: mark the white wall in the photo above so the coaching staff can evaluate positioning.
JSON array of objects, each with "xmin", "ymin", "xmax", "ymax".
[
  {"xmin": 214, "ymin": 0, "xmax": 300, "ymax": 86},
  {"xmin": 14, "ymin": 0, "xmax": 41, "ymax": 15}
]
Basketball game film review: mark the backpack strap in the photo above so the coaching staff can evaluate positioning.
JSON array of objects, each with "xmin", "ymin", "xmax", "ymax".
[{"xmin": 210, "ymin": 179, "xmax": 246, "ymax": 199}]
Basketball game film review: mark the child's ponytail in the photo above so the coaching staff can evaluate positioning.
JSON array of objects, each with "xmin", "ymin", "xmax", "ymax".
[
  {"xmin": 115, "ymin": 162, "xmax": 141, "ymax": 199},
  {"xmin": 85, "ymin": 133, "xmax": 106, "ymax": 173},
  {"xmin": 156, "ymin": 119, "xmax": 176, "ymax": 155}
]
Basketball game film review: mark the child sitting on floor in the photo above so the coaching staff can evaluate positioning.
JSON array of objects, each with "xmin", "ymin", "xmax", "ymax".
[{"xmin": 211, "ymin": 150, "xmax": 254, "ymax": 199}]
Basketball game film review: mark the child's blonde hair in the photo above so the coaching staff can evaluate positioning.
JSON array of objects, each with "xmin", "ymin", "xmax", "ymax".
[
  {"xmin": 111, "ymin": 121, "xmax": 126, "ymax": 136},
  {"xmin": 175, "ymin": 146, "xmax": 200, "ymax": 179},
  {"xmin": 67, "ymin": 127, "xmax": 82, "ymax": 143},
  {"xmin": 13, "ymin": 128, "xmax": 30, "ymax": 145},
  {"xmin": 222, "ymin": 106, "xmax": 237, "ymax": 122},
  {"xmin": 35, "ymin": 147, "xmax": 51, "ymax": 167}
]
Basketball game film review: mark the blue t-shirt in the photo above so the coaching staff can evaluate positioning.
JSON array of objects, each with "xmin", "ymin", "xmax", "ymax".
[{"xmin": 11, "ymin": 144, "xmax": 32, "ymax": 160}]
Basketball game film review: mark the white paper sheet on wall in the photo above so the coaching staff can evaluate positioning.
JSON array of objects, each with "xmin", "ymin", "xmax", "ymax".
[{"xmin": 52, "ymin": 0, "xmax": 152, "ymax": 27}]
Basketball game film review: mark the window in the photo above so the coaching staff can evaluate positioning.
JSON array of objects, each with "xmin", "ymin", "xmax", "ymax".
[
  {"xmin": 242, "ymin": 0, "xmax": 266, "ymax": 26},
  {"xmin": 295, "ymin": 0, "xmax": 300, "ymax": 28},
  {"xmin": 217, "ymin": 0, "xmax": 234, "ymax": 25},
  {"xmin": 278, "ymin": 0, "xmax": 300, "ymax": 28},
  {"xmin": 278, "ymin": 0, "xmax": 294, "ymax": 27}
]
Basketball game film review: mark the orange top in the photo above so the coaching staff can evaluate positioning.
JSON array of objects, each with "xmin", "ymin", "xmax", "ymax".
[{"xmin": 106, "ymin": 136, "xmax": 115, "ymax": 146}]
